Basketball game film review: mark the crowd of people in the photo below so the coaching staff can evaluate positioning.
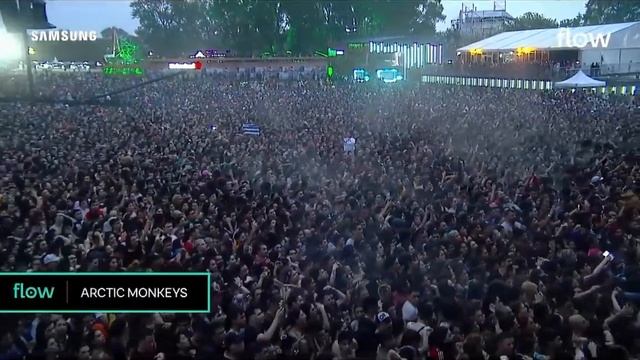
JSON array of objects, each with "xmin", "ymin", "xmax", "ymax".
[{"xmin": 0, "ymin": 73, "xmax": 639, "ymax": 360}]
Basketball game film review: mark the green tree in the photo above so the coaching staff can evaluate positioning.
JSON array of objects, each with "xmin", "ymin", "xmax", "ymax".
[
  {"xmin": 414, "ymin": 0, "xmax": 446, "ymax": 36},
  {"xmin": 280, "ymin": 1, "xmax": 327, "ymax": 54},
  {"xmin": 353, "ymin": 0, "xmax": 444, "ymax": 37},
  {"xmin": 131, "ymin": 0, "xmax": 206, "ymax": 55},
  {"xmin": 582, "ymin": 0, "xmax": 640, "ymax": 24},
  {"xmin": 319, "ymin": 1, "xmax": 358, "ymax": 46},
  {"xmin": 131, "ymin": 0, "xmax": 445, "ymax": 57},
  {"xmin": 252, "ymin": 1, "xmax": 286, "ymax": 54},
  {"xmin": 210, "ymin": 0, "xmax": 285, "ymax": 56},
  {"xmin": 100, "ymin": 27, "xmax": 131, "ymax": 40},
  {"xmin": 281, "ymin": 0, "xmax": 445, "ymax": 53},
  {"xmin": 559, "ymin": 13, "xmax": 584, "ymax": 27},
  {"xmin": 505, "ymin": 12, "xmax": 558, "ymax": 31}
]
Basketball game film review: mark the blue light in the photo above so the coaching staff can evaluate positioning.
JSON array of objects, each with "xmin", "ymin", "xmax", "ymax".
[
  {"xmin": 376, "ymin": 68, "xmax": 402, "ymax": 83},
  {"xmin": 353, "ymin": 68, "xmax": 370, "ymax": 82}
]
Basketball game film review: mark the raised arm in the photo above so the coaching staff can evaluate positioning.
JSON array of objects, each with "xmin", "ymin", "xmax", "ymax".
[{"xmin": 257, "ymin": 306, "xmax": 285, "ymax": 343}]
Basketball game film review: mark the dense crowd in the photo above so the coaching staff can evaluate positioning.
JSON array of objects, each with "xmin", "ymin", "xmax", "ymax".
[{"xmin": 0, "ymin": 74, "xmax": 639, "ymax": 360}]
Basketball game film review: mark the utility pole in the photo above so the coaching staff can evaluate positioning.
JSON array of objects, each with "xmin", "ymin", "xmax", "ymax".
[{"xmin": 0, "ymin": 0, "xmax": 54, "ymax": 101}]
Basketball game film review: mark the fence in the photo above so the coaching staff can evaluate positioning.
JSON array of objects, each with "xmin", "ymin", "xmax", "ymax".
[
  {"xmin": 420, "ymin": 74, "xmax": 638, "ymax": 95},
  {"xmin": 423, "ymin": 63, "xmax": 559, "ymax": 81},
  {"xmin": 423, "ymin": 63, "xmax": 640, "ymax": 81},
  {"xmin": 584, "ymin": 62, "xmax": 640, "ymax": 76}
]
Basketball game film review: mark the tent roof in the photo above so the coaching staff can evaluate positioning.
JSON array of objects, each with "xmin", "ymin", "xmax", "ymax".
[
  {"xmin": 458, "ymin": 22, "xmax": 640, "ymax": 51},
  {"xmin": 554, "ymin": 70, "xmax": 606, "ymax": 88}
]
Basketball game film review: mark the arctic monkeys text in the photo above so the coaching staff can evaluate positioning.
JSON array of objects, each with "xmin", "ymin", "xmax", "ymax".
[{"xmin": 80, "ymin": 287, "xmax": 188, "ymax": 299}]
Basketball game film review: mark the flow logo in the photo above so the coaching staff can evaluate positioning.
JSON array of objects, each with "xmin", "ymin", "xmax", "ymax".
[
  {"xmin": 557, "ymin": 28, "xmax": 611, "ymax": 48},
  {"xmin": 13, "ymin": 283, "xmax": 55, "ymax": 299},
  {"xmin": 31, "ymin": 30, "xmax": 98, "ymax": 42}
]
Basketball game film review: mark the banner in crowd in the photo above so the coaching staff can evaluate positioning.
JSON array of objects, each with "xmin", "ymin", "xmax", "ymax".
[{"xmin": 242, "ymin": 123, "xmax": 260, "ymax": 136}]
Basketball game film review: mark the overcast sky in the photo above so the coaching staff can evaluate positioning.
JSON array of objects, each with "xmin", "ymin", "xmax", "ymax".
[{"xmin": 5, "ymin": 0, "xmax": 588, "ymax": 35}]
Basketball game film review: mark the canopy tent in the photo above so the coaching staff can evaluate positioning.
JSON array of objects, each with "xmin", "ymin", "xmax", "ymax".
[
  {"xmin": 457, "ymin": 22, "xmax": 640, "ymax": 52},
  {"xmin": 554, "ymin": 70, "xmax": 606, "ymax": 88}
]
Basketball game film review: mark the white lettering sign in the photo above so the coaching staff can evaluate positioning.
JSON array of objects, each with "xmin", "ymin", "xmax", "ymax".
[
  {"xmin": 30, "ymin": 30, "xmax": 98, "ymax": 42},
  {"xmin": 168, "ymin": 62, "xmax": 196, "ymax": 69},
  {"xmin": 557, "ymin": 28, "xmax": 611, "ymax": 48}
]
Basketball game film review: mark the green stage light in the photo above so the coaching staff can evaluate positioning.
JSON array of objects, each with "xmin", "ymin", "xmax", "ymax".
[{"xmin": 327, "ymin": 65, "xmax": 334, "ymax": 78}]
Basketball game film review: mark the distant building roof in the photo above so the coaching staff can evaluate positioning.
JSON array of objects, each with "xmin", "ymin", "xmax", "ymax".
[
  {"xmin": 465, "ymin": 10, "xmax": 514, "ymax": 19},
  {"xmin": 458, "ymin": 22, "xmax": 640, "ymax": 51}
]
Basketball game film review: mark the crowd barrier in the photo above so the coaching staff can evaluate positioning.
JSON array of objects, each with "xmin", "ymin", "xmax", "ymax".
[
  {"xmin": 422, "ymin": 63, "xmax": 640, "ymax": 82},
  {"xmin": 420, "ymin": 74, "xmax": 638, "ymax": 95}
]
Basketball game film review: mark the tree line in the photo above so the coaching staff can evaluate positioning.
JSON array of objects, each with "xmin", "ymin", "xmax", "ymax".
[
  {"xmin": 504, "ymin": 0, "xmax": 639, "ymax": 32},
  {"xmin": 122, "ymin": 0, "xmax": 639, "ymax": 57},
  {"xmin": 128, "ymin": 0, "xmax": 445, "ymax": 57}
]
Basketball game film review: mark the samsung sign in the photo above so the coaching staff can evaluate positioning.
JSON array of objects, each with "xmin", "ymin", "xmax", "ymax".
[{"xmin": 31, "ymin": 30, "xmax": 98, "ymax": 42}]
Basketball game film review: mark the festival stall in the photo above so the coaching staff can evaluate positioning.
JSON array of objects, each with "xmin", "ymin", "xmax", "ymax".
[{"xmin": 554, "ymin": 70, "xmax": 606, "ymax": 88}]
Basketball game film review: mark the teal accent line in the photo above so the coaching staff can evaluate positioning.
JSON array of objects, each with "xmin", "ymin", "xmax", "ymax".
[{"xmin": 207, "ymin": 272, "xmax": 211, "ymax": 313}]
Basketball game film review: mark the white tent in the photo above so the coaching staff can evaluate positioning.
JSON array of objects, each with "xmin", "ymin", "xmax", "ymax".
[
  {"xmin": 458, "ymin": 22, "xmax": 640, "ymax": 52},
  {"xmin": 554, "ymin": 70, "xmax": 606, "ymax": 88}
]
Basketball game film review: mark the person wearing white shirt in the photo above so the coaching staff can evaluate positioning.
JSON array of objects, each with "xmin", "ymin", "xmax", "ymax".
[
  {"xmin": 405, "ymin": 302, "xmax": 434, "ymax": 357},
  {"xmin": 343, "ymin": 137, "xmax": 356, "ymax": 153},
  {"xmin": 402, "ymin": 292, "xmax": 419, "ymax": 323}
]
